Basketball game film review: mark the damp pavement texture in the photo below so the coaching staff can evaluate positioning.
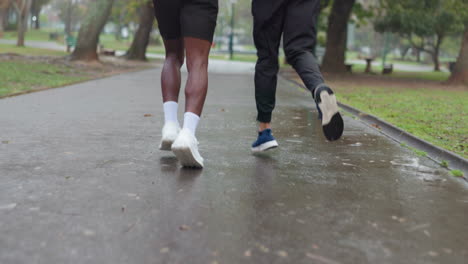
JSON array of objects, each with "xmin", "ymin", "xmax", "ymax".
[{"xmin": 1, "ymin": 67, "xmax": 468, "ymax": 264}]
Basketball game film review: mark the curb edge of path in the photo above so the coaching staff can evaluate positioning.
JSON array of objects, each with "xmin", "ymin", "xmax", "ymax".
[{"xmin": 280, "ymin": 72, "xmax": 468, "ymax": 178}]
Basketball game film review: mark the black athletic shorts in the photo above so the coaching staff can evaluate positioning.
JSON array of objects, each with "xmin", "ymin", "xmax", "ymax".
[{"xmin": 153, "ymin": 0, "xmax": 218, "ymax": 42}]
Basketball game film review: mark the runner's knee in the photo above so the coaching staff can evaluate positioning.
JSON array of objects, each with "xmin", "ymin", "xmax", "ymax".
[
  {"xmin": 186, "ymin": 56, "xmax": 208, "ymax": 73},
  {"xmin": 166, "ymin": 52, "xmax": 184, "ymax": 68}
]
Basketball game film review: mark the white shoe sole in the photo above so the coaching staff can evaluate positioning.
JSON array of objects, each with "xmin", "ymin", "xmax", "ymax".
[
  {"xmin": 172, "ymin": 133, "xmax": 203, "ymax": 169},
  {"xmin": 159, "ymin": 122, "xmax": 180, "ymax": 151},
  {"xmin": 172, "ymin": 146, "xmax": 204, "ymax": 168},
  {"xmin": 251, "ymin": 140, "xmax": 279, "ymax": 153}
]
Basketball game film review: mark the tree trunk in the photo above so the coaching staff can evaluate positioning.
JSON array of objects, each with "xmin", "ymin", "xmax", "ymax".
[
  {"xmin": 416, "ymin": 48, "xmax": 421, "ymax": 62},
  {"xmin": 400, "ymin": 45, "xmax": 410, "ymax": 60},
  {"xmin": 448, "ymin": 24, "xmax": 468, "ymax": 85},
  {"xmin": 16, "ymin": 0, "xmax": 32, "ymax": 47},
  {"xmin": 0, "ymin": 8, "xmax": 5, "ymax": 38},
  {"xmin": 321, "ymin": 0, "xmax": 356, "ymax": 73},
  {"xmin": 33, "ymin": 9, "xmax": 40, "ymax": 29},
  {"xmin": 125, "ymin": 1, "xmax": 154, "ymax": 61},
  {"xmin": 64, "ymin": 0, "xmax": 73, "ymax": 36},
  {"xmin": 432, "ymin": 34, "xmax": 443, "ymax": 72},
  {"xmin": 115, "ymin": 23, "xmax": 121, "ymax": 40},
  {"xmin": 70, "ymin": 0, "xmax": 115, "ymax": 61},
  {"xmin": 432, "ymin": 51, "xmax": 440, "ymax": 71}
]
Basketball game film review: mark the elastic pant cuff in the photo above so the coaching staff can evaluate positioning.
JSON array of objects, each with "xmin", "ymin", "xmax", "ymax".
[
  {"xmin": 257, "ymin": 112, "xmax": 272, "ymax": 123},
  {"xmin": 312, "ymin": 83, "xmax": 327, "ymax": 99}
]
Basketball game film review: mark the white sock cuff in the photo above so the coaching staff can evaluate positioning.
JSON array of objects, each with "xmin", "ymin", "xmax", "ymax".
[
  {"xmin": 163, "ymin": 101, "xmax": 179, "ymax": 124},
  {"xmin": 183, "ymin": 112, "xmax": 200, "ymax": 136},
  {"xmin": 184, "ymin": 112, "xmax": 200, "ymax": 119}
]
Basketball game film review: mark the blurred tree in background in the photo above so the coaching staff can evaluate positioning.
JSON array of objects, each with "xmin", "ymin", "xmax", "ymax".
[
  {"xmin": 71, "ymin": 0, "xmax": 115, "ymax": 61},
  {"xmin": 124, "ymin": 0, "xmax": 154, "ymax": 61},
  {"xmin": 30, "ymin": 0, "xmax": 50, "ymax": 29},
  {"xmin": 321, "ymin": 0, "xmax": 356, "ymax": 73},
  {"xmin": 375, "ymin": 0, "xmax": 465, "ymax": 71},
  {"xmin": 321, "ymin": 0, "xmax": 373, "ymax": 73},
  {"xmin": 0, "ymin": 0, "xmax": 465, "ymax": 78},
  {"xmin": 12, "ymin": 0, "xmax": 32, "ymax": 46},
  {"xmin": 447, "ymin": 0, "xmax": 468, "ymax": 85},
  {"xmin": 0, "ymin": 0, "xmax": 8, "ymax": 37},
  {"xmin": 53, "ymin": 0, "xmax": 85, "ymax": 36}
]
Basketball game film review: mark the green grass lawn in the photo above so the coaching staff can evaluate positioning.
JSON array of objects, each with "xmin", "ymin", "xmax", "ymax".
[
  {"xmin": 334, "ymin": 85, "xmax": 467, "ymax": 158},
  {"xmin": 350, "ymin": 64, "xmax": 450, "ymax": 82},
  {"xmin": 391, "ymin": 71, "xmax": 451, "ymax": 82},
  {"xmin": 3, "ymin": 29, "xmax": 54, "ymax": 41},
  {"xmin": 0, "ymin": 43, "xmax": 67, "ymax": 56},
  {"xmin": 0, "ymin": 61, "xmax": 87, "ymax": 97}
]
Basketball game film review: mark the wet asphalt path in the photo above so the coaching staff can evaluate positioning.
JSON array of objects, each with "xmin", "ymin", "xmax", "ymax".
[{"xmin": 0, "ymin": 68, "xmax": 467, "ymax": 264}]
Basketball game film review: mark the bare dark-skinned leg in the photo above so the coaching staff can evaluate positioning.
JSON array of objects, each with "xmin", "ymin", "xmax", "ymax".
[
  {"xmin": 183, "ymin": 37, "xmax": 211, "ymax": 116},
  {"xmin": 259, "ymin": 122, "xmax": 271, "ymax": 132},
  {"xmin": 161, "ymin": 39, "xmax": 184, "ymax": 103}
]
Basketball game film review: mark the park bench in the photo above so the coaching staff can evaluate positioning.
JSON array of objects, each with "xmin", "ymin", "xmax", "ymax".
[
  {"xmin": 66, "ymin": 35, "xmax": 76, "ymax": 53},
  {"xmin": 364, "ymin": 57, "xmax": 374, "ymax": 73},
  {"xmin": 101, "ymin": 49, "xmax": 116, "ymax": 56},
  {"xmin": 49, "ymin": 32, "xmax": 59, "ymax": 41},
  {"xmin": 448, "ymin": 62, "xmax": 457, "ymax": 73},
  {"xmin": 99, "ymin": 44, "xmax": 116, "ymax": 56},
  {"xmin": 382, "ymin": 64, "xmax": 393, "ymax": 74}
]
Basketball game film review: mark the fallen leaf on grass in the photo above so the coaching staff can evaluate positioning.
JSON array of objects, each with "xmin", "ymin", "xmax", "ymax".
[
  {"xmin": 144, "ymin": 114, "xmax": 152, "ymax": 117},
  {"xmin": 371, "ymin": 124, "xmax": 381, "ymax": 129}
]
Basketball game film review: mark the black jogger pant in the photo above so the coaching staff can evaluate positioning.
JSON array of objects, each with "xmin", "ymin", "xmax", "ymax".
[{"xmin": 253, "ymin": 0, "xmax": 324, "ymax": 123}]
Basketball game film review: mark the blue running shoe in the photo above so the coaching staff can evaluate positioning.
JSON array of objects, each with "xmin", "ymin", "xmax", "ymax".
[
  {"xmin": 314, "ymin": 85, "xmax": 344, "ymax": 141},
  {"xmin": 251, "ymin": 129, "xmax": 279, "ymax": 153}
]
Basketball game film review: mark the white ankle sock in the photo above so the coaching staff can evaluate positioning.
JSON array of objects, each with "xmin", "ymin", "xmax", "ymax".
[
  {"xmin": 163, "ymin": 101, "xmax": 178, "ymax": 124},
  {"xmin": 183, "ymin": 112, "xmax": 200, "ymax": 136}
]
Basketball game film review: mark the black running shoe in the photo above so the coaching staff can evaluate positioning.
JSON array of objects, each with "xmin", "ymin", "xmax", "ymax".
[{"xmin": 314, "ymin": 85, "xmax": 344, "ymax": 141}]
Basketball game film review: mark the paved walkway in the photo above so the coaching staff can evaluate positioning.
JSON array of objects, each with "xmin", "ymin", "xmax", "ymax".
[{"xmin": 0, "ymin": 67, "xmax": 467, "ymax": 264}]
